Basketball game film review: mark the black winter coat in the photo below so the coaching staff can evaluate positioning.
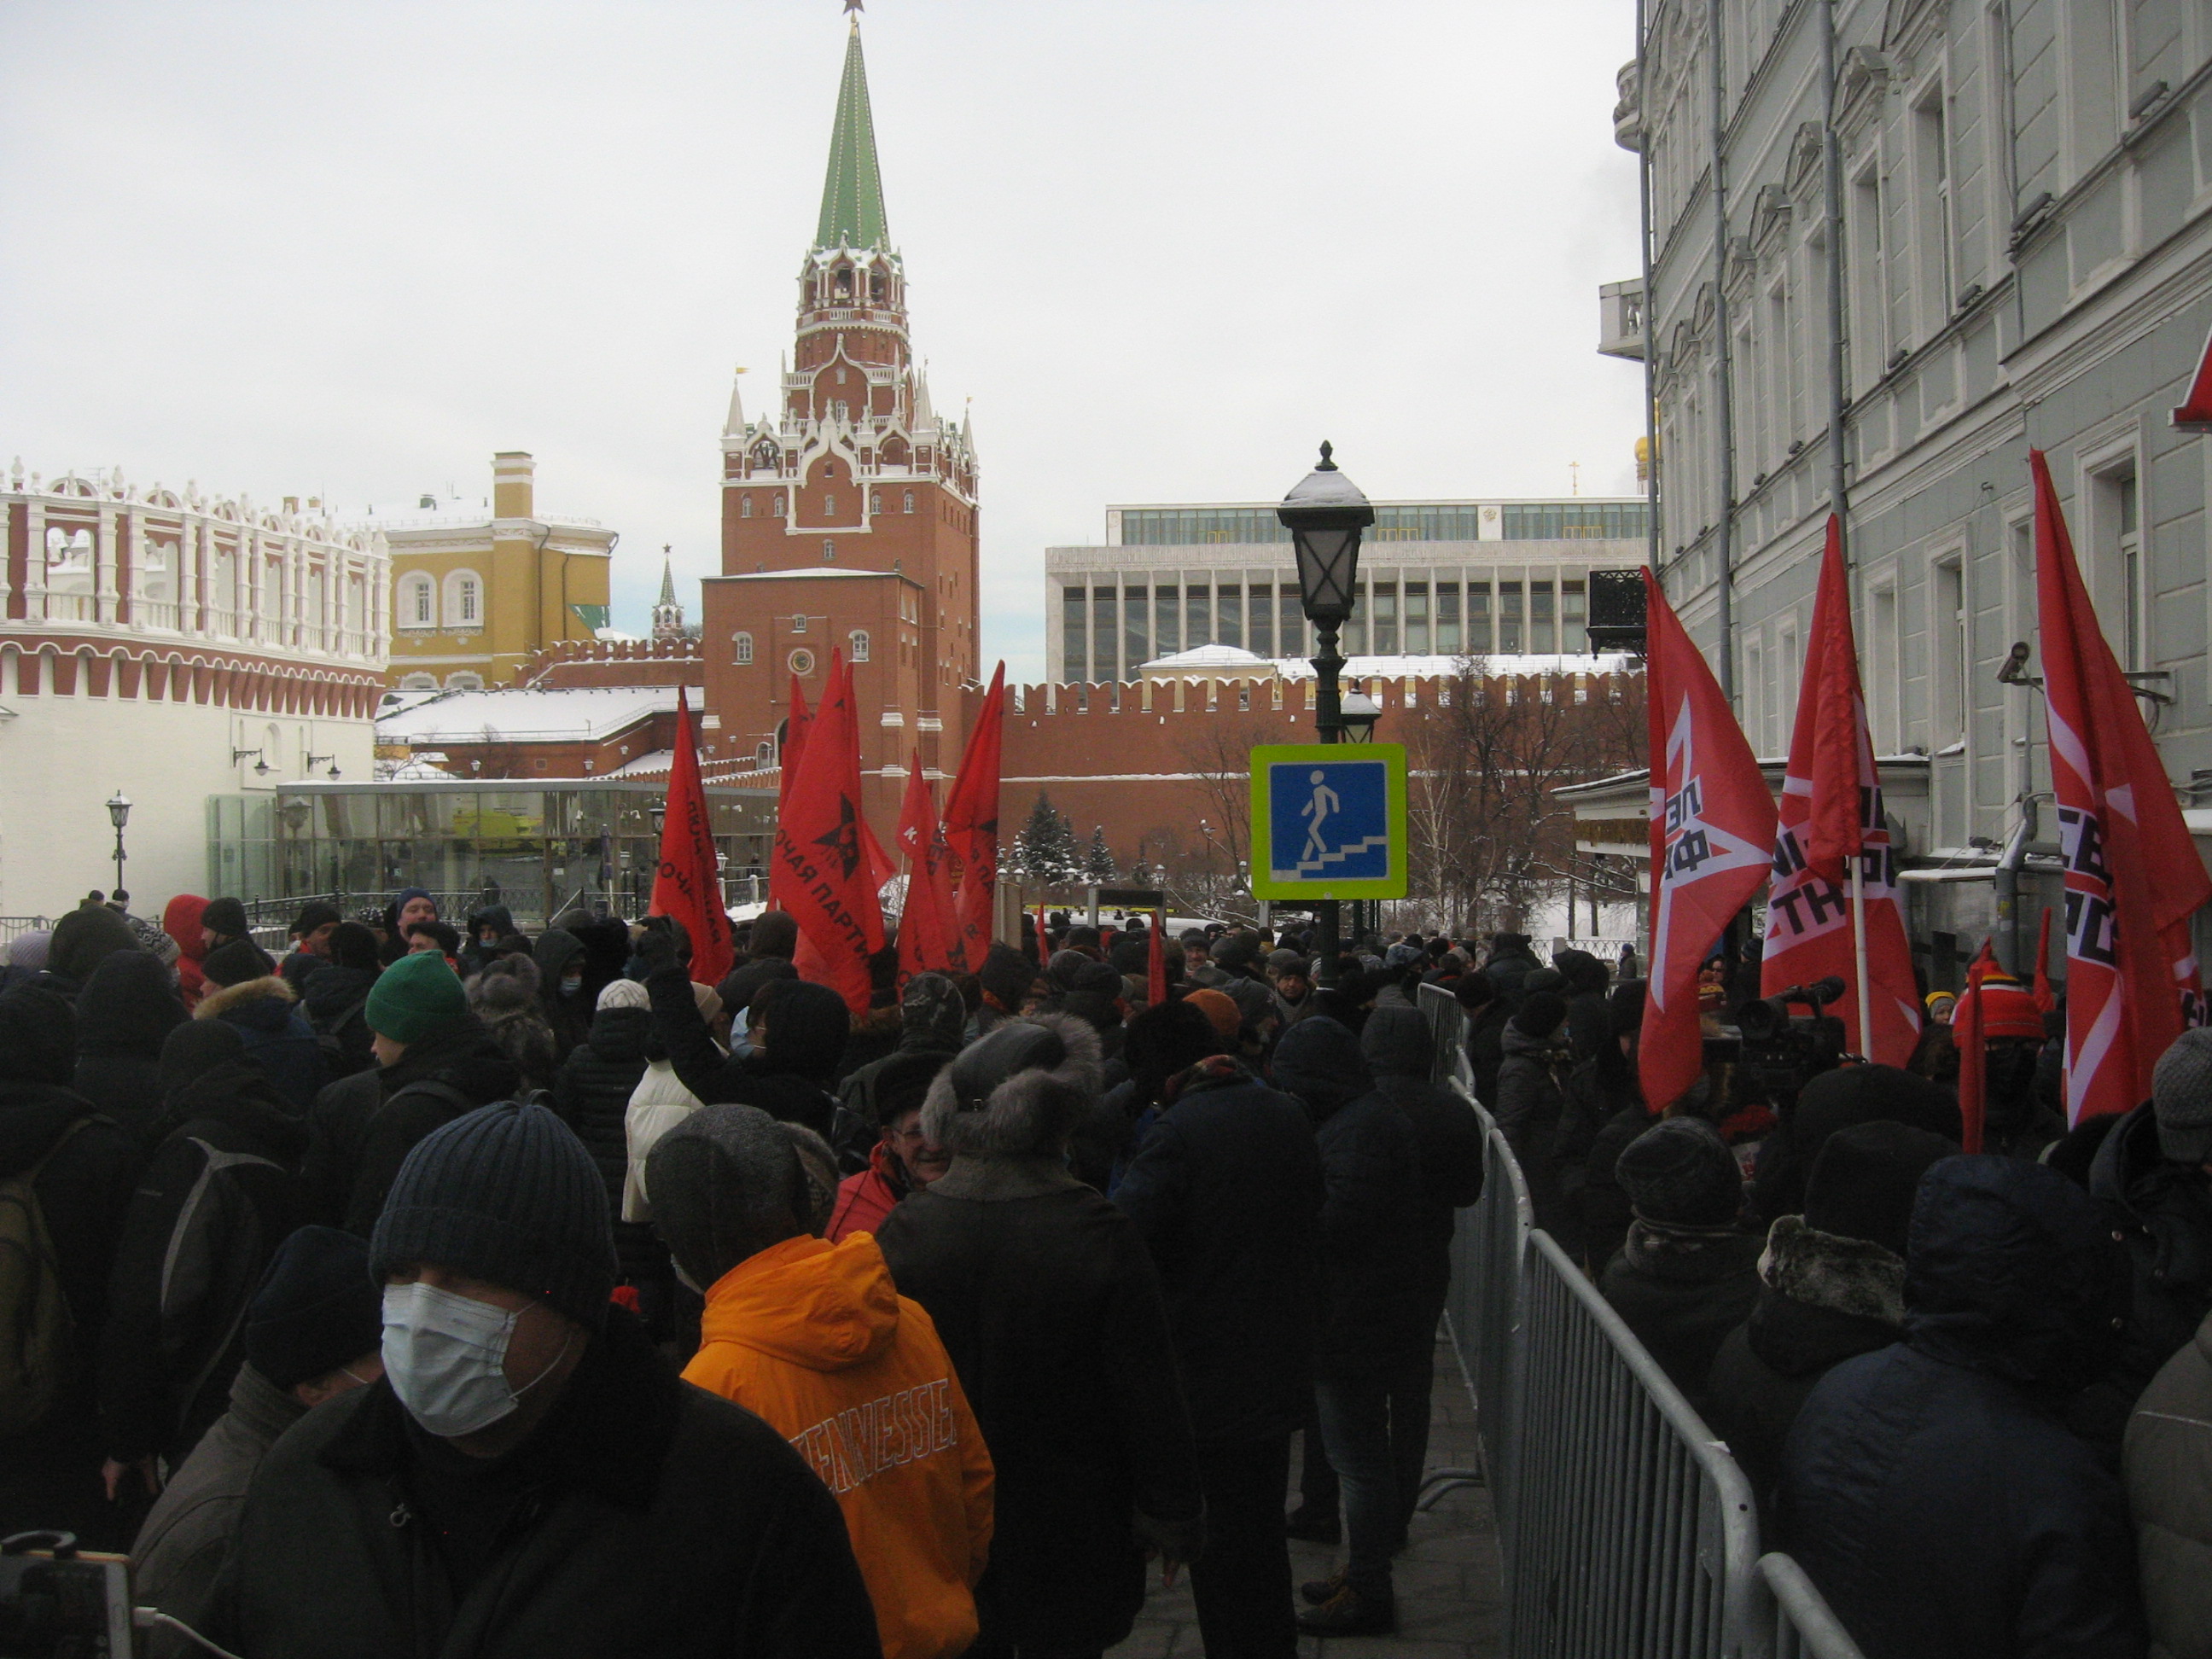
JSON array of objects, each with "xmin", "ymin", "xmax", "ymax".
[
  {"xmin": 2072, "ymin": 1099, "xmax": 2212, "ymax": 1455},
  {"xmin": 206, "ymin": 1308, "xmax": 881, "ymax": 1659},
  {"xmin": 1273, "ymin": 1017, "xmax": 1429, "ymax": 1375},
  {"xmin": 0, "ymin": 1080, "xmax": 143, "ymax": 1543},
  {"xmin": 1747, "ymin": 1063, "xmax": 1960, "ymax": 1227},
  {"xmin": 335, "ymin": 1019, "xmax": 521, "ymax": 1237},
  {"xmin": 1463, "ymin": 1000, "xmax": 1511, "ymax": 1110},
  {"xmin": 1598, "ymin": 1222, "xmax": 1762, "ymax": 1417},
  {"xmin": 1494, "ymin": 1022, "xmax": 1578, "ymax": 1249},
  {"xmin": 1775, "ymin": 1156, "xmax": 2145, "ymax": 1659},
  {"xmin": 195, "ymin": 977, "xmax": 330, "ymax": 1115},
  {"xmin": 98, "ymin": 1061, "xmax": 306, "ymax": 1465},
  {"xmin": 72, "ymin": 952, "xmax": 188, "ymax": 1146},
  {"xmin": 550, "ymin": 1004, "xmax": 653, "ymax": 1211},
  {"xmin": 1114, "ymin": 1058, "xmax": 1324, "ymax": 1443},
  {"xmin": 1703, "ymin": 1216, "xmax": 1906, "ymax": 1505},
  {"xmin": 876, "ymin": 1164, "xmax": 1202, "ymax": 1653},
  {"xmin": 1363, "ymin": 1004, "xmax": 1484, "ymax": 1304},
  {"xmin": 298, "ymin": 961, "xmax": 379, "ymax": 1079},
  {"xmin": 643, "ymin": 965, "xmax": 841, "ymax": 1137},
  {"xmin": 533, "ymin": 928, "xmax": 593, "ymax": 1061}
]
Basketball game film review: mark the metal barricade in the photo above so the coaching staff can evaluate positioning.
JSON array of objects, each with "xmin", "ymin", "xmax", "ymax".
[
  {"xmin": 0, "ymin": 917, "xmax": 53, "ymax": 948},
  {"xmin": 1754, "ymin": 1555, "xmax": 1868, "ymax": 1659}
]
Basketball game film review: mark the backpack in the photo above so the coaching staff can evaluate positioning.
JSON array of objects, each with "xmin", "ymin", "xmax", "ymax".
[
  {"xmin": 156, "ymin": 1136, "xmax": 291, "ymax": 1447},
  {"xmin": 314, "ymin": 993, "xmax": 373, "ymax": 1077},
  {"xmin": 0, "ymin": 1118, "xmax": 93, "ymax": 1437}
]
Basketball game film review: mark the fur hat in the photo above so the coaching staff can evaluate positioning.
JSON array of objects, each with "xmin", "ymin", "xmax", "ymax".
[
  {"xmin": 1616, "ymin": 1117, "xmax": 1743, "ymax": 1227},
  {"xmin": 921, "ymin": 1010, "xmax": 1101, "ymax": 1158}
]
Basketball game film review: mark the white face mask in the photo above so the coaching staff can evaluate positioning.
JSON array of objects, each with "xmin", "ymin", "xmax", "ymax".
[{"xmin": 381, "ymin": 1282, "xmax": 569, "ymax": 1439}]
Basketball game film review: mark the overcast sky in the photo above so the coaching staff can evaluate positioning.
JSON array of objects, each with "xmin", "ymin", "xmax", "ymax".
[{"xmin": 0, "ymin": 0, "xmax": 1646, "ymax": 683}]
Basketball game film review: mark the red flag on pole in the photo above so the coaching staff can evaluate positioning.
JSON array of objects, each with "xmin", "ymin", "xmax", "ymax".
[
  {"xmin": 768, "ymin": 675, "xmax": 812, "ymax": 914},
  {"xmin": 1954, "ymin": 938, "xmax": 2000, "ymax": 1154},
  {"xmin": 2032, "ymin": 907, "xmax": 2056, "ymax": 1015},
  {"xmin": 772, "ymin": 649, "xmax": 883, "ymax": 1015},
  {"xmin": 942, "ymin": 664, "xmax": 1006, "ymax": 963},
  {"xmin": 1761, "ymin": 518, "xmax": 1922, "ymax": 1064},
  {"xmin": 650, "ymin": 689, "xmax": 735, "ymax": 987},
  {"xmin": 1148, "ymin": 911, "xmax": 1168, "ymax": 1006},
  {"xmin": 1640, "ymin": 570, "xmax": 1779, "ymax": 1113},
  {"xmin": 895, "ymin": 754, "xmax": 966, "ymax": 978},
  {"xmin": 2032, "ymin": 450, "xmax": 2211, "ymax": 1124}
]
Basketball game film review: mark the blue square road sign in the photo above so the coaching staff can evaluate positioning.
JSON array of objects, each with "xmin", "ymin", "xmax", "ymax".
[{"xmin": 1249, "ymin": 743, "xmax": 1408, "ymax": 901}]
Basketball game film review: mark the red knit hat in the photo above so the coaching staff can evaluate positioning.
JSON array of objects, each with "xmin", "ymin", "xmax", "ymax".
[{"xmin": 1959, "ymin": 980, "xmax": 2045, "ymax": 1041}]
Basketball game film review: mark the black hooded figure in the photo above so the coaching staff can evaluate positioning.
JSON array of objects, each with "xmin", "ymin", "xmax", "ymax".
[{"xmin": 72, "ymin": 950, "xmax": 189, "ymax": 1144}]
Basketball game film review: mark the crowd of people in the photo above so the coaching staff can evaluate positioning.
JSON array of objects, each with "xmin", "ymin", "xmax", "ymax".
[
  {"xmin": 1, "ymin": 887, "xmax": 1501, "ymax": 1656},
  {"xmin": 7, "ymin": 883, "xmax": 2207, "ymax": 1657}
]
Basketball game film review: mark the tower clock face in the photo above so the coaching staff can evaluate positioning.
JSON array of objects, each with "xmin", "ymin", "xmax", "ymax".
[{"xmin": 788, "ymin": 648, "xmax": 817, "ymax": 678}]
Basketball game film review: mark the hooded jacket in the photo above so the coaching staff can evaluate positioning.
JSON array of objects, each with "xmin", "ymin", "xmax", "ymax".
[
  {"xmin": 644, "ymin": 965, "xmax": 844, "ymax": 1136},
  {"xmin": 457, "ymin": 904, "xmax": 516, "ymax": 980},
  {"xmin": 1748, "ymin": 1063, "xmax": 1962, "ymax": 1226},
  {"xmin": 1776, "ymin": 1156, "xmax": 2145, "ymax": 1659},
  {"xmin": 2075, "ymin": 1098, "xmax": 2212, "ymax": 1456},
  {"xmin": 533, "ymin": 928, "xmax": 591, "ymax": 1059},
  {"xmin": 98, "ymin": 1057, "xmax": 307, "ymax": 1464},
  {"xmin": 0, "ymin": 987, "xmax": 145, "ymax": 1545},
  {"xmin": 204, "ymin": 1307, "xmax": 880, "ymax": 1659},
  {"xmin": 164, "ymin": 897, "xmax": 211, "ymax": 1010},
  {"xmin": 43, "ymin": 905, "xmax": 142, "ymax": 997},
  {"xmin": 195, "ymin": 975, "xmax": 329, "ymax": 1114},
  {"xmin": 324, "ymin": 1018, "xmax": 521, "ymax": 1236},
  {"xmin": 683, "ymin": 1231, "xmax": 994, "ymax": 1659},
  {"xmin": 298, "ymin": 960, "xmax": 380, "ymax": 1078},
  {"xmin": 2124, "ymin": 1307, "xmax": 2212, "ymax": 1659},
  {"xmin": 1271, "ymin": 1016, "xmax": 1428, "ymax": 1375},
  {"xmin": 551, "ymin": 999, "xmax": 654, "ymax": 1211},
  {"xmin": 1362, "ymin": 1004, "xmax": 1484, "ymax": 1301},
  {"xmin": 73, "ymin": 950, "xmax": 189, "ymax": 1144}
]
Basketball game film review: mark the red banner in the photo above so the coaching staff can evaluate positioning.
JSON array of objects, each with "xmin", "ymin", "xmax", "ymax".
[
  {"xmin": 1640, "ymin": 570, "xmax": 1778, "ymax": 1113},
  {"xmin": 895, "ymin": 754, "xmax": 967, "ymax": 979},
  {"xmin": 1148, "ymin": 912, "xmax": 1167, "ymax": 1006},
  {"xmin": 941, "ymin": 663, "xmax": 1006, "ymax": 965},
  {"xmin": 768, "ymin": 674, "xmax": 812, "ymax": 914},
  {"xmin": 1954, "ymin": 938, "xmax": 2000, "ymax": 1154},
  {"xmin": 772, "ymin": 648, "xmax": 883, "ymax": 1014},
  {"xmin": 650, "ymin": 689, "xmax": 734, "ymax": 986},
  {"xmin": 1761, "ymin": 518, "xmax": 1921, "ymax": 1064},
  {"xmin": 2032, "ymin": 450, "xmax": 2210, "ymax": 1122}
]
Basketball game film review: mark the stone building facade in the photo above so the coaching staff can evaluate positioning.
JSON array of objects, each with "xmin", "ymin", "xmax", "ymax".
[{"xmin": 1617, "ymin": 0, "xmax": 2212, "ymax": 958}]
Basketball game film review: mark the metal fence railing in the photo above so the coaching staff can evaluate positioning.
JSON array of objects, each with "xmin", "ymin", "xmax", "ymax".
[
  {"xmin": 0, "ymin": 917, "xmax": 54, "ymax": 949},
  {"xmin": 1414, "ymin": 981, "xmax": 1866, "ymax": 1659}
]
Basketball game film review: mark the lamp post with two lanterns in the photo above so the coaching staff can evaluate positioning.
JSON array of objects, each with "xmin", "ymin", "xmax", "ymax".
[
  {"xmin": 1277, "ymin": 442, "xmax": 1377, "ymax": 992},
  {"xmin": 105, "ymin": 790, "xmax": 131, "ymax": 900}
]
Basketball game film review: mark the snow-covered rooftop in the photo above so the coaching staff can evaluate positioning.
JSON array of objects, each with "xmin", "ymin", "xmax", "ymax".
[
  {"xmin": 1126, "ymin": 649, "xmax": 1639, "ymax": 679},
  {"xmin": 719, "ymin": 566, "xmax": 900, "ymax": 581},
  {"xmin": 376, "ymin": 684, "xmax": 678, "ymax": 745},
  {"xmin": 1140, "ymin": 644, "xmax": 1270, "ymax": 671}
]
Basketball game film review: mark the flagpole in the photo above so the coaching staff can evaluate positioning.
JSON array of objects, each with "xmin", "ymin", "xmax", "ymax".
[{"xmin": 1849, "ymin": 858, "xmax": 1873, "ymax": 1060}]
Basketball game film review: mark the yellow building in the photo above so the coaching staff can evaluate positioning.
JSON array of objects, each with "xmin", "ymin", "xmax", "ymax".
[{"xmin": 370, "ymin": 452, "xmax": 616, "ymax": 690}]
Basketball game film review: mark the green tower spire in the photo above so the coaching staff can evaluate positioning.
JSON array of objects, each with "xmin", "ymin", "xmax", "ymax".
[{"xmin": 814, "ymin": 20, "xmax": 889, "ymax": 251}]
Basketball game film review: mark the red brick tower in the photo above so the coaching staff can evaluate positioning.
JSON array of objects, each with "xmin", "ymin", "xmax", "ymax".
[{"xmin": 701, "ymin": 13, "xmax": 981, "ymax": 841}]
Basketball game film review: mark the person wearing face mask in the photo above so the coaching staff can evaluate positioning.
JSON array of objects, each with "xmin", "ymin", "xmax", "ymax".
[
  {"xmin": 206, "ymin": 1098, "xmax": 882, "ymax": 1659},
  {"xmin": 533, "ymin": 928, "xmax": 592, "ymax": 1063},
  {"xmin": 131, "ymin": 1225, "xmax": 385, "ymax": 1656}
]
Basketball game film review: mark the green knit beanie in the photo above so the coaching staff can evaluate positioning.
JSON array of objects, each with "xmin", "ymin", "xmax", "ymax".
[{"xmin": 365, "ymin": 949, "xmax": 469, "ymax": 1045}]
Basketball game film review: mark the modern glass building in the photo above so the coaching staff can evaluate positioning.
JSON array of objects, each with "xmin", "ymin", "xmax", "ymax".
[
  {"xmin": 1046, "ymin": 498, "xmax": 1648, "ymax": 681},
  {"xmin": 207, "ymin": 780, "xmax": 777, "ymax": 924}
]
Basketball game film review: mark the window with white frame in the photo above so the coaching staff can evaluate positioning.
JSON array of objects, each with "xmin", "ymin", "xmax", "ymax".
[
  {"xmin": 755, "ymin": 741, "xmax": 774, "ymax": 768},
  {"xmin": 733, "ymin": 632, "xmax": 754, "ymax": 665},
  {"xmin": 1867, "ymin": 579, "xmax": 1901, "ymax": 753},
  {"xmin": 1932, "ymin": 553, "xmax": 1968, "ymax": 742},
  {"xmin": 445, "ymin": 570, "xmax": 482, "ymax": 629},
  {"xmin": 902, "ymin": 491, "xmax": 915, "ymax": 514},
  {"xmin": 1912, "ymin": 81, "xmax": 1955, "ymax": 336},
  {"xmin": 399, "ymin": 572, "xmax": 435, "ymax": 630},
  {"xmin": 848, "ymin": 629, "xmax": 870, "ymax": 662},
  {"xmin": 2093, "ymin": 458, "xmax": 2145, "ymax": 668}
]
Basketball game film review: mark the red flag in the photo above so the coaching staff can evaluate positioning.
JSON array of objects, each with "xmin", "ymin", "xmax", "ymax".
[
  {"xmin": 1640, "ymin": 570, "xmax": 1779, "ymax": 1113},
  {"xmin": 2032, "ymin": 908, "xmax": 2056, "ymax": 1015},
  {"xmin": 772, "ymin": 648, "xmax": 883, "ymax": 1015},
  {"xmin": 943, "ymin": 664, "xmax": 1006, "ymax": 964},
  {"xmin": 1954, "ymin": 939, "xmax": 2000, "ymax": 1154},
  {"xmin": 2171, "ymin": 318, "xmax": 2212, "ymax": 427},
  {"xmin": 895, "ymin": 755, "xmax": 967, "ymax": 978},
  {"xmin": 650, "ymin": 689, "xmax": 734, "ymax": 987},
  {"xmin": 859, "ymin": 812, "xmax": 899, "ymax": 898},
  {"xmin": 1035, "ymin": 903, "xmax": 1050, "ymax": 970},
  {"xmin": 1147, "ymin": 911, "xmax": 1167, "ymax": 1006},
  {"xmin": 1761, "ymin": 519, "xmax": 1921, "ymax": 1064},
  {"xmin": 2032, "ymin": 451, "xmax": 2211, "ymax": 1124},
  {"xmin": 768, "ymin": 675, "xmax": 812, "ymax": 914}
]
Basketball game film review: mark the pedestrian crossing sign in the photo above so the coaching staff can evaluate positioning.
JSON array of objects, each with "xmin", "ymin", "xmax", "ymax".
[{"xmin": 1249, "ymin": 743, "xmax": 1408, "ymax": 901}]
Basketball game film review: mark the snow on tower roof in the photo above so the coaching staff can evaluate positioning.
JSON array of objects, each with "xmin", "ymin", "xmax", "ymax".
[{"xmin": 376, "ymin": 684, "xmax": 681, "ymax": 745}]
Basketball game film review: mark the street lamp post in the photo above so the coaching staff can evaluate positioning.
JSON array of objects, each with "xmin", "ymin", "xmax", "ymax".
[
  {"xmin": 105, "ymin": 790, "xmax": 131, "ymax": 900},
  {"xmin": 1278, "ymin": 442, "xmax": 1375, "ymax": 992}
]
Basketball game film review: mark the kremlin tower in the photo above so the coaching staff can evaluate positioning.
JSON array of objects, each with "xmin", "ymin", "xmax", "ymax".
[{"xmin": 700, "ymin": 11, "xmax": 981, "ymax": 836}]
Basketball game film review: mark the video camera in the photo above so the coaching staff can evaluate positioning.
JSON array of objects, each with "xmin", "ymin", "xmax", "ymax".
[{"xmin": 1732, "ymin": 975, "xmax": 1848, "ymax": 1111}]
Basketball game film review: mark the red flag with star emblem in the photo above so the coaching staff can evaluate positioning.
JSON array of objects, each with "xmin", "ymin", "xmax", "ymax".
[
  {"xmin": 767, "ymin": 674, "xmax": 812, "ymax": 914},
  {"xmin": 650, "ymin": 689, "xmax": 735, "ymax": 987},
  {"xmin": 2032, "ymin": 450, "xmax": 2209, "ymax": 1123},
  {"xmin": 773, "ymin": 648, "xmax": 882, "ymax": 1014},
  {"xmin": 895, "ymin": 754, "xmax": 966, "ymax": 979},
  {"xmin": 1761, "ymin": 518, "xmax": 1921, "ymax": 1064},
  {"xmin": 942, "ymin": 663, "xmax": 1006, "ymax": 963},
  {"xmin": 1641, "ymin": 569, "xmax": 1779, "ymax": 1113}
]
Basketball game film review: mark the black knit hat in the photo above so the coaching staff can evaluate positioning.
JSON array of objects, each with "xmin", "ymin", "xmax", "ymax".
[
  {"xmin": 979, "ymin": 941, "xmax": 1038, "ymax": 1008},
  {"xmin": 1513, "ymin": 990, "xmax": 1569, "ymax": 1040},
  {"xmin": 1804, "ymin": 1121, "xmax": 1958, "ymax": 1257},
  {"xmin": 201, "ymin": 897, "xmax": 249, "ymax": 940},
  {"xmin": 244, "ymin": 1225, "xmax": 383, "ymax": 1389},
  {"xmin": 0, "ymin": 986, "xmax": 77, "ymax": 1086},
  {"xmin": 370, "ymin": 1100, "xmax": 616, "ymax": 1330},
  {"xmin": 203, "ymin": 936, "xmax": 276, "ymax": 988},
  {"xmin": 159, "ymin": 1018, "xmax": 247, "ymax": 1098},
  {"xmin": 1616, "ymin": 1117, "xmax": 1744, "ymax": 1226}
]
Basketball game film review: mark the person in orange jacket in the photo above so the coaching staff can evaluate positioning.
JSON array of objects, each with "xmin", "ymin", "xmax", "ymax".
[{"xmin": 650, "ymin": 1102, "xmax": 993, "ymax": 1659}]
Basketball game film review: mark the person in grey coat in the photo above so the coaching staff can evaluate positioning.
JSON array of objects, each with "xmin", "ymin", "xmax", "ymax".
[{"xmin": 131, "ymin": 1226, "xmax": 383, "ymax": 1656}]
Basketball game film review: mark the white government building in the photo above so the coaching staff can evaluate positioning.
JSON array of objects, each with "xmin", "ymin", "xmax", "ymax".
[{"xmin": 0, "ymin": 463, "xmax": 387, "ymax": 917}]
